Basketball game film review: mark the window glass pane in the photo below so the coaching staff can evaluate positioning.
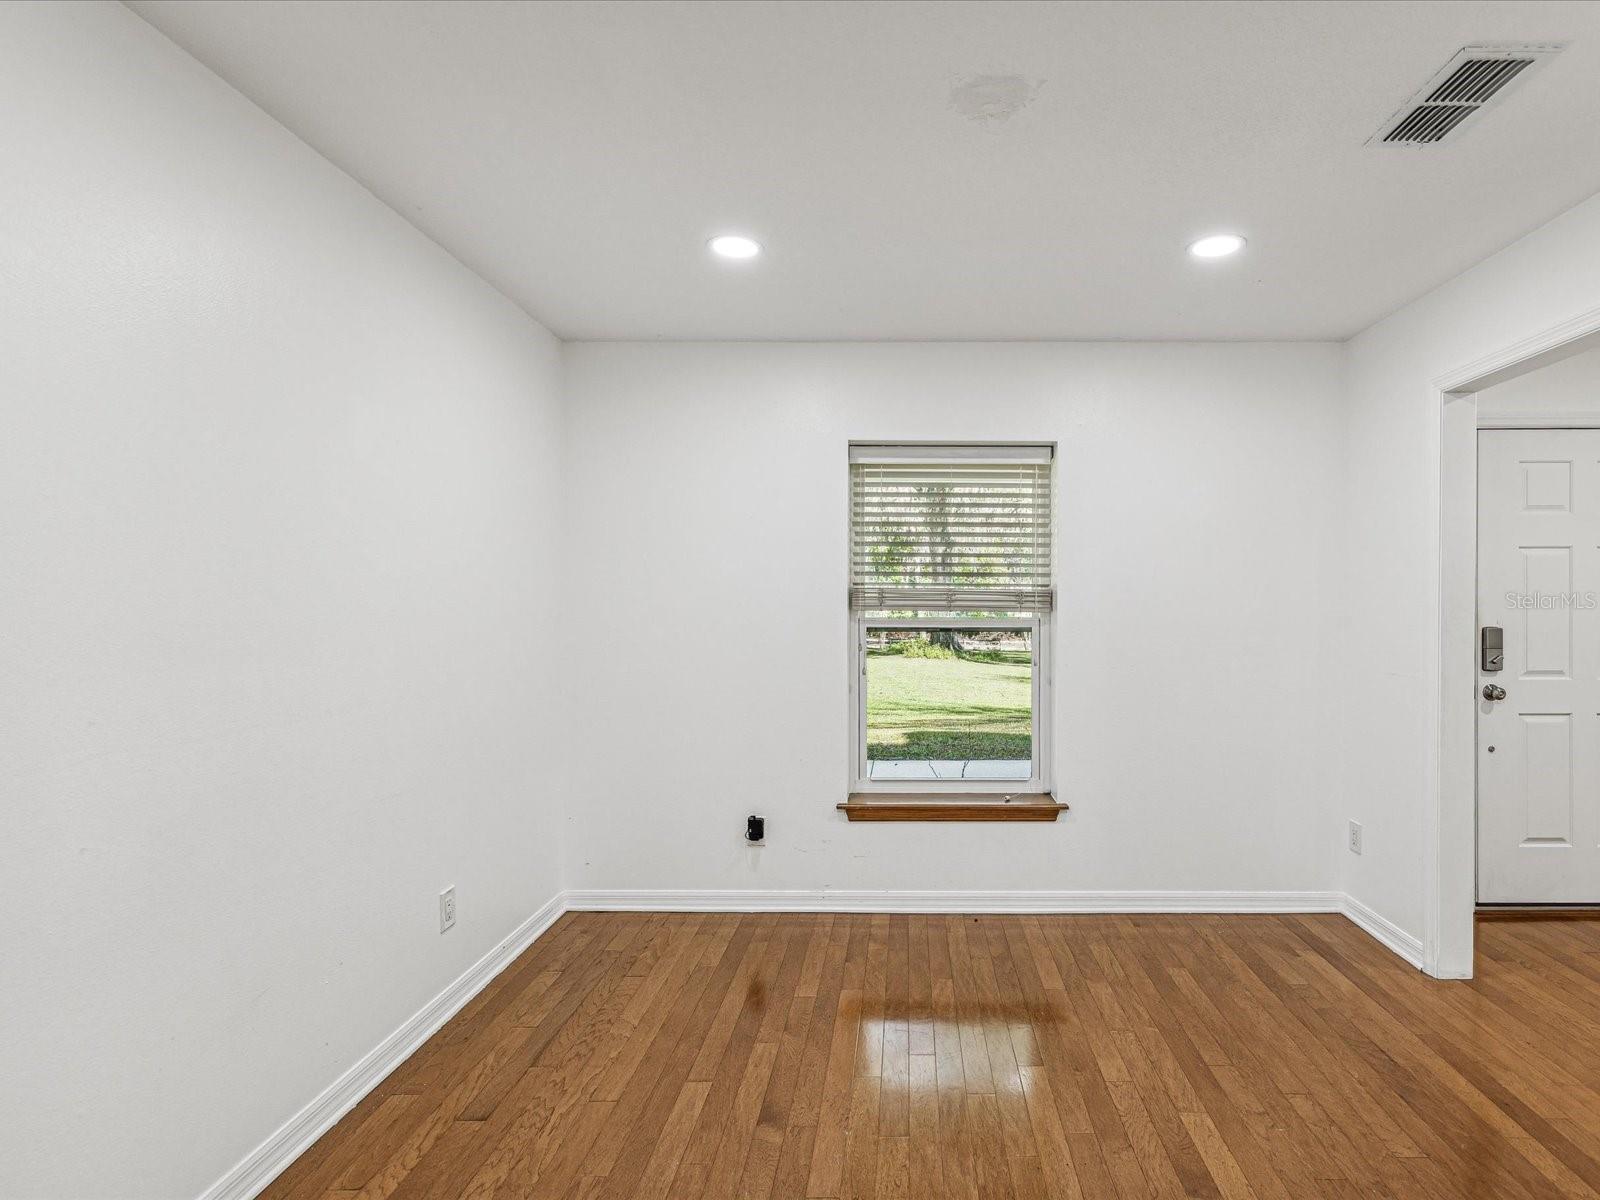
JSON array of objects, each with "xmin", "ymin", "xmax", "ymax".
[
  {"xmin": 864, "ymin": 627, "xmax": 1032, "ymax": 782},
  {"xmin": 861, "ymin": 609, "xmax": 1035, "ymax": 620}
]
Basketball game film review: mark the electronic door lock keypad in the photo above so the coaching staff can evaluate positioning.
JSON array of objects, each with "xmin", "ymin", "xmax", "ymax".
[{"xmin": 1481, "ymin": 626, "xmax": 1504, "ymax": 673}]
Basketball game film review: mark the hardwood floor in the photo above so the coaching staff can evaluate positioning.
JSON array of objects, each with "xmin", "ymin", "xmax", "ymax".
[{"xmin": 260, "ymin": 911, "xmax": 1600, "ymax": 1199}]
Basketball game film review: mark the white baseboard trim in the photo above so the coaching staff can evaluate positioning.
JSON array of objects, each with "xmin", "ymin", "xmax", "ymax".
[
  {"xmin": 563, "ymin": 888, "xmax": 1346, "ymax": 914},
  {"xmin": 1339, "ymin": 894, "xmax": 1428, "ymax": 971},
  {"xmin": 198, "ymin": 891, "xmax": 567, "ymax": 1200},
  {"xmin": 567, "ymin": 889, "xmax": 1428, "ymax": 970}
]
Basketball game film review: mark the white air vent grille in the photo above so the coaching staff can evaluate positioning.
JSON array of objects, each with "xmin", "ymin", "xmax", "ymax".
[{"xmin": 1370, "ymin": 44, "xmax": 1563, "ymax": 146}]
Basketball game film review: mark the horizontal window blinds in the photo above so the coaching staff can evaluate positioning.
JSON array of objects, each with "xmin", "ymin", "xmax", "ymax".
[{"xmin": 849, "ymin": 446, "xmax": 1053, "ymax": 611}]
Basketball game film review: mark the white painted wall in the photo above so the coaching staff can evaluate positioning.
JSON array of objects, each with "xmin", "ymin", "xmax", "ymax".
[
  {"xmin": 1341, "ymin": 192, "xmax": 1600, "ymax": 963},
  {"xmin": 1477, "ymin": 342, "xmax": 1600, "ymax": 419},
  {"xmin": 561, "ymin": 342, "xmax": 1346, "ymax": 898},
  {"xmin": 0, "ymin": 5, "xmax": 566, "ymax": 1198}
]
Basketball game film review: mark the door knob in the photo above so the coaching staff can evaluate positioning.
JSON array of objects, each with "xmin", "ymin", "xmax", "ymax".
[{"xmin": 1483, "ymin": 684, "xmax": 1507, "ymax": 701}]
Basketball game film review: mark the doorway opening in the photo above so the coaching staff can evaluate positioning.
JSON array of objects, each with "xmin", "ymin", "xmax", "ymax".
[
  {"xmin": 1435, "ymin": 324, "xmax": 1600, "ymax": 977},
  {"xmin": 1475, "ymin": 423, "xmax": 1600, "ymax": 904}
]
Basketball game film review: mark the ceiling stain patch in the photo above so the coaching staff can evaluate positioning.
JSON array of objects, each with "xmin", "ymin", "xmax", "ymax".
[{"xmin": 949, "ymin": 74, "xmax": 1043, "ymax": 124}]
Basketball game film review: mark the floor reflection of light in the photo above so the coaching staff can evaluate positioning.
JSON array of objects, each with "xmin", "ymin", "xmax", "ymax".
[{"xmin": 857, "ymin": 1016, "xmax": 887, "ymax": 1073}]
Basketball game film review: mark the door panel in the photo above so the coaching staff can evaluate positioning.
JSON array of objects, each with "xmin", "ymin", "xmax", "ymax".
[
  {"xmin": 1517, "ymin": 712, "xmax": 1571, "ymax": 844},
  {"xmin": 1477, "ymin": 430, "xmax": 1600, "ymax": 903},
  {"xmin": 1520, "ymin": 548, "xmax": 1573, "ymax": 676}
]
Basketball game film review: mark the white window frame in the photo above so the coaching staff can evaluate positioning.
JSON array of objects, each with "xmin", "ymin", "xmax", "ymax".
[{"xmin": 850, "ymin": 615, "xmax": 1053, "ymax": 795}]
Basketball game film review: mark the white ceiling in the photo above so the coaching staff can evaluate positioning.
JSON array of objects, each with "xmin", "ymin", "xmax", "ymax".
[{"xmin": 129, "ymin": 0, "xmax": 1600, "ymax": 341}]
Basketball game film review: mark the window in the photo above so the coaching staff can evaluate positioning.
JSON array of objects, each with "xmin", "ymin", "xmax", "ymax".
[{"xmin": 848, "ymin": 443, "xmax": 1053, "ymax": 798}]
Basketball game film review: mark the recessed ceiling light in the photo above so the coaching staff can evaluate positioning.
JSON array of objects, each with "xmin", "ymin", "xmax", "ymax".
[
  {"xmin": 709, "ymin": 234, "xmax": 762, "ymax": 260},
  {"xmin": 1188, "ymin": 233, "xmax": 1246, "ymax": 259}
]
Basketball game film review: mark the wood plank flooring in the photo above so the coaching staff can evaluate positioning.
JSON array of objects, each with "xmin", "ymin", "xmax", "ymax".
[{"xmin": 260, "ymin": 912, "xmax": 1600, "ymax": 1199}]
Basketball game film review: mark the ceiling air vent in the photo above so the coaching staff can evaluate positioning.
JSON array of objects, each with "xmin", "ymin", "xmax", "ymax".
[{"xmin": 1369, "ymin": 43, "xmax": 1564, "ymax": 146}]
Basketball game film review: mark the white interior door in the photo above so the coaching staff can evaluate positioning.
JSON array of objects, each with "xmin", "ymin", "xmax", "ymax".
[{"xmin": 1478, "ymin": 429, "xmax": 1600, "ymax": 903}]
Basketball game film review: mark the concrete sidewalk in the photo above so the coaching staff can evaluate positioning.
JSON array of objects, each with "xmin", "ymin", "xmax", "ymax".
[{"xmin": 866, "ymin": 759, "xmax": 1030, "ymax": 781}]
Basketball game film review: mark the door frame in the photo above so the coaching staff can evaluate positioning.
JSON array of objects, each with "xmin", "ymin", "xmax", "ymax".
[{"xmin": 1432, "ymin": 308, "xmax": 1600, "ymax": 978}]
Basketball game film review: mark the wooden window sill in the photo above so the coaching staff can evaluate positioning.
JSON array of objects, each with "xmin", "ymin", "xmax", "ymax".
[{"xmin": 838, "ymin": 794, "xmax": 1066, "ymax": 822}]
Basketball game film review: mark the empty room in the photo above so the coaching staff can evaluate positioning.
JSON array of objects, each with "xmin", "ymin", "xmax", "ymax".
[{"xmin": 11, "ymin": 1, "xmax": 1600, "ymax": 1197}]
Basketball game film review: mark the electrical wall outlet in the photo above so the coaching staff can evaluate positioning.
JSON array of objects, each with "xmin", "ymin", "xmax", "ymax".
[
  {"xmin": 439, "ymin": 885, "xmax": 457, "ymax": 933},
  {"xmin": 1348, "ymin": 820, "xmax": 1363, "ymax": 855}
]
